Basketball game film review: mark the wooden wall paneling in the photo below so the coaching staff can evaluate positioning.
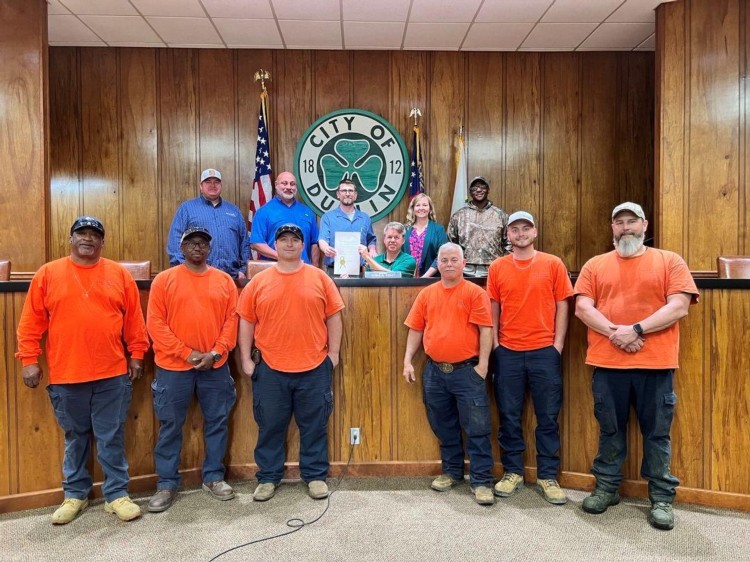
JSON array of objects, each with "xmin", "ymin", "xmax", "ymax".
[
  {"xmin": 744, "ymin": 0, "xmax": 750, "ymax": 256},
  {"xmin": 338, "ymin": 287, "xmax": 394, "ymax": 462},
  {"xmin": 687, "ymin": 0, "xmax": 740, "ymax": 270},
  {"xmin": 48, "ymin": 48, "xmax": 82, "ymax": 262},
  {"xmin": 125, "ymin": 293, "xmax": 156, "ymax": 477},
  {"xmin": 615, "ymin": 53, "xmax": 655, "ymax": 219},
  {"xmin": 313, "ymin": 51, "xmax": 351, "ymax": 117},
  {"xmin": 158, "ymin": 49, "xmax": 199, "ymax": 271},
  {"xmin": 710, "ymin": 289, "xmax": 750, "ymax": 494},
  {"xmin": 225, "ymin": 354, "xmax": 256, "ymax": 467},
  {"xmin": 0, "ymin": 0, "xmax": 48, "ymax": 273},
  {"xmin": 274, "ymin": 50, "xmax": 313, "ymax": 177},
  {"xmin": 119, "ymin": 49, "xmax": 159, "ymax": 266},
  {"xmin": 385, "ymin": 52, "xmax": 428, "ymax": 242},
  {"xmin": 563, "ymin": 316, "xmax": 598, "ymax": 474},
  {"xmin": 391, "ymin": 285, "xmax": 440, "ymax": 461},
  {"xmin": 670, "ymin": 295, "xmax": 707, "ymax": 489},
  {"xmin": 236, "ymin": 50, "xmax": 274, "ymax": 219},
  {"xmin": 80, "ymin": 49, "xmax": 121, "ymax": 259},
  {"xmin": 579, "ymin": 53, "xmax": 617, "ymax": 268},
  {"xmin": 541, "ymin": 54, "xmax": 580, "ymax": 270},
  {"xmin": 428, "ymin": 52, "xmax": 465, "ymax": 227},
  {"xmin": 352, "ymin": 51, "xmax": 390, "ymax": 118},
  {"xmin": 504, "ymin": 54, "xmax": 542, "ymax": 226},
  {"xmin": 467, "ymin": 53, "xmax": 505, "ymax": 211},
  {"xmin": 14, "ymin": 300, "xmax": 65, "ymax": 493},
  {"xmin": 655, "ymin": 0, "xmax": 687, "ymax": 255},
  {"xmin": 198, "ymin": 50, "xmax": 237, "ymax": 204},
  {"xmin": 1, "ymin": 296, "xmax": 14, "ymax": 495}
]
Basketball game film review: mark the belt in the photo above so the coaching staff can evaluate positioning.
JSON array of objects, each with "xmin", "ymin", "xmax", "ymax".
[{"xmin": 430, "ymin": 357, "xmax": 478, "ymax": 374}]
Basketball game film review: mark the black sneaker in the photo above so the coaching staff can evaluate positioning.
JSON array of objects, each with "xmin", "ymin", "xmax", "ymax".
[
  {"xmin": 649, "ymin": 501, "xmax": 675, "ymax": 530},
  {"xmin": 581, "ymin": 488, "xmax": 621, "ymax": 514}
]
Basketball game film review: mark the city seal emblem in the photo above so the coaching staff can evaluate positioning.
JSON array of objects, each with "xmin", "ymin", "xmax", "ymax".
[{"xmin": 294, "ymin": 109, "xmax": 409, "ymax": 221}]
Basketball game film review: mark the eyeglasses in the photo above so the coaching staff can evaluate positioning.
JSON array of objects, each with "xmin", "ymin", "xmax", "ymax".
[
  {"xmin": 183, "ymin": 241, "xmax": 209, "ymax": 250},
  {"xmin": 277, "ymin": 180, "xmax": 297, "ymax": 187},
  {"xmin": 338, "ymin": 189, "xmax": 356, "ymax": 194}
]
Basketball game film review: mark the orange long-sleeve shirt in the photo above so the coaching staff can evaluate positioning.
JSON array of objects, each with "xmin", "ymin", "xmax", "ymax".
[
  {"xmin": 16, "ymin": 257, "xmax": 149, "ymax": 384},
  {"xmin": 147, "ymin": 264, "xmax": 238, "ymax": 371}
]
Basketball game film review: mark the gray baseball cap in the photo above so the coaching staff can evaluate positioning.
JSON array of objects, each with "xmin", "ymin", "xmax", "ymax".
[
  {"xmin": 612, "ymin": 202, "xmax": 646, "ymax": 220},
  {"xmin": 507, "ymin": 211, "xmax": 535, "ymax": 227}
]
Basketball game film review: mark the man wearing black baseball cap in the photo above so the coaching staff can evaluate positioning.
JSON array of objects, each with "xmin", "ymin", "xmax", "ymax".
[
  {"xmin": 237, "ymin": 223, "xmax": 344, "ymax": 502},
  {"xmin": 147, "ymin": 226, "xmax": 239, "ymax": 512},
  {"xmin": 447, "ymin": 176, "xmax": 510, "ymax": 277},
  {"xmin": 16, "ymin": 216, "xmax": 149, "ymax": 524}
]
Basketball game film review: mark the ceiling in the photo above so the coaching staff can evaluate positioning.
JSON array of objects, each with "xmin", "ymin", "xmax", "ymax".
[{"xmin": 47, "ymin": 0, "xmax": 672, "ymax": 51}]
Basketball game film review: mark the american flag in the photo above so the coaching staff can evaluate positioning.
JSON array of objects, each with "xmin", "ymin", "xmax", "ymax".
[
  {"xmin": 249, "ymin": 93, "xmax": 272, "ymax": 229},
  {"xmin": 408, "ymin": 125, "xmax": 425, "ymax": 199}
]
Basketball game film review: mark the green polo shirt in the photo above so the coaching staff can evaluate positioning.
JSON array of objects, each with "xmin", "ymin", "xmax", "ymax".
[{"xmin": 372, "ymin": 251, "xmax": 416, "ymax": 278}]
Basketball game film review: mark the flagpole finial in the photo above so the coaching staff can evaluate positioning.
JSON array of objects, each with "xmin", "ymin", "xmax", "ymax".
[
  {"xmin": 254, "ymin": 69, "xmax": 271, "ymax": 92},
  {"xmin": 409, "ymin": 107, "xmax": 422, "ymax": 126}
]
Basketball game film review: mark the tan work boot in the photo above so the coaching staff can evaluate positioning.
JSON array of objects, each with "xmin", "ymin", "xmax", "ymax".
[
  {"xmin": 51, "ymin": 498, "xmax": 88, "ymax": 525},
  {"xmin": 308, "ymin": 480, "xmax": 329, "ymax": 499},
  {"xmin": 253, "ymin": 482, "xmax": 276, "ymax": 502},
  {"xmin": 203, "ymin": 480, "xmax": 235, "ymax": 501},
  {"xmin": 494, "ymin": 472, "xmax": 524, "ymax": 497},
  {"xmin": 431, "ymin": 474, "xmax": 459, "ymax": 492},
  {"xmin": 473, "ymin": 486, "xmax": 495, "ymax": 506},
  {"xmin": 536, "ymin": 479, "xmax": 568, "ymax": 505},
  {"xmin": 104, "ymin": 496, "xmax": 142, "ymax": 521}
]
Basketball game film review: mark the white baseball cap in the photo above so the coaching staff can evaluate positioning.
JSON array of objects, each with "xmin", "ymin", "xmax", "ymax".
[
  {"xmin": 200, "ymin": 168, "xmax": 222, "ymax": 182},
  {"xmin": 507, "ymin": 211, "xmax": 535, "ymax": 227}
]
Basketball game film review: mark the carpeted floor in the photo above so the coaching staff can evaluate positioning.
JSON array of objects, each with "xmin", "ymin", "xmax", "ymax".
[{"xmin": 2, "ymin": 478, "xmax": 748, "ymax": 562}]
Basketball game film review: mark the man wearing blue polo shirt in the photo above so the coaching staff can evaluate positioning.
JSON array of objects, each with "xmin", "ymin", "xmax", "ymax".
[
  {"xmin": 167, "ymin": 168, "xmax": 250, "ymax": 280},
  {"xmin": 249, "ymin": 171, "xmax": 320, "ymax": 266},
  {"xmin": 318, "ymin": 179, "xmax": 377, "ymax": 273}
]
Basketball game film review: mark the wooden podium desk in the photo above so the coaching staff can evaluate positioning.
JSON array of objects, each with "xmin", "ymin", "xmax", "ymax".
[{"xmin": 1, "ymin": 276, "xmax": 749, "ymax": 513}]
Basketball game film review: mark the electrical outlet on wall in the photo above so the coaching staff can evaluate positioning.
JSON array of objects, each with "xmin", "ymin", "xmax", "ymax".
[{"xmin": 350, "ymin": 427, "xmax": 361, "ymax": 445}]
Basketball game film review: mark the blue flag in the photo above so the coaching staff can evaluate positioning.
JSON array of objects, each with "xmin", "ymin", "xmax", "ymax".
[{"xmin": 409, "ymin": 126, "xmax": 425, "ymax": 199}]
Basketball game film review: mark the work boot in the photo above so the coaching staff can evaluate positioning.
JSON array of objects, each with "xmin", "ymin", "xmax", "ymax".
[
  {"xmin": 649, "ymin": 501, "xmax": 675, "ymax": 530},
  {"xmin": 308, "ymin": 480, "xmax": 329, "ymax": 500},
  {"xmin": 104, "ymin": 496, "xmax": 142, "ymax": 521},
  {"xmin": 582, "ymin": 489, "xmax": 621, "ymax": 514},
  {"xmin": 494, "ymin": 473, "xmax": 524, "ymax": 497},
  {"xmin": 147, "ymin": 489, "xmax": 177, "ymax": 513},
  {"xmin": 51, "ymin": 498, "xmax": 88, "ymax": 525},
  {"xmin": 431, "ymin": 474, "xmax": 458, "ymax": 492},
  {"xmin": 203, "ymin": 480, "xmax": 235, "ymax": 501},
  {"xmin": 536, "ymin": 479, "xmax": 568, "ymax": 505},
  {"xmin": 253, "ymin": 482, "xmax": 276, "ymax": 502},
  {"xmin": 473, "ymin": 486, "xmax": 495, "ymax": 506}
]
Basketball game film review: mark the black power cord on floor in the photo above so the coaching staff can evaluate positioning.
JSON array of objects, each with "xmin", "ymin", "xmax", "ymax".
[{"xmin": 207, "ymin": 443, "xmax": 356, "ymax": 562}]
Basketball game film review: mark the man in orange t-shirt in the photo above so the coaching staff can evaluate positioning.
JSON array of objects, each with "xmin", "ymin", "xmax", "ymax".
[
  {"xmin": 237, "ymin": 224, "xmax": 344, "ymax": 502},
  {"xmin": 146, "ymin": 227, "xmax": 239, "ymax": 513},
  {"xmin": 486, "ymin": 211, "xmax": 573, "ymax": 505},
  {"xmin": 403, "ymin": 243, "xmax": 495, "ymax": 506},
  {"xmin": 16, "ymin": 216, "xmax": 149, "ymax": 525},
  {"xmin": 574, "ymin": 202, "xmax": 698, "ymax": 531}
]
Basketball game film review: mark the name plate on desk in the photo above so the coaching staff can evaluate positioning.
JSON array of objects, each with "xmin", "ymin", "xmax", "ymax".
[{"xmin": 364, "ymin": 271, "xmax": 402, "ymax": 279}]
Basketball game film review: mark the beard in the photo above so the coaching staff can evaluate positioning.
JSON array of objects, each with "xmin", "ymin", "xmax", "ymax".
[{"xmin": 613, "ymin": 232, "xmax": 644, "ymax": 257}]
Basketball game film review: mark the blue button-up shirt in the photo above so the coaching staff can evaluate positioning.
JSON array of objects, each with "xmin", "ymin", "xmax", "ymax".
[
  {"xmin": 249, "ymin": 197, "xmax": 319, "ymax": 264},
  {"xmin": 319, "ymin": 207, "xmax": 377, "ymax": 267},
  {"xmin": 167, "ymin": 195, "xmax": 250, "ymax": 278}
]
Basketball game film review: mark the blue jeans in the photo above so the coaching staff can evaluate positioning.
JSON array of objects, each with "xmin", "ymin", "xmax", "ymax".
[
  {"xmin": 152, "ymin": 364, "xmax": 237, "ymax": 490},
  {"xmin": 492, "ymin": 345, "xmax": 563, "ymax": 479},
  {"xmin": 591, "ymin": 368, "xmax": 679, "ymax": 502},
  {"xmin": 422, "ymin": 361, "xmax": 494, "ymax": 488},
  {"xmin": 46, "ymin": 374, "xmax": 132, "ymax": 502},
  {"xmin": 251, "ymin": 357, "xmax": 334, "ymax": 484}
]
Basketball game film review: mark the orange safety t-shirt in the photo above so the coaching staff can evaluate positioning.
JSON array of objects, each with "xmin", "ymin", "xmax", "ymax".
[
  {"xmin": 486, "ymin": 251, "xmax": 573, "ymax": 351},
  {"xmin": 574, "ymin": 248, "xmax": 699, "ymax": 369},
  {"xmin": 15, "ymin": 257, "xmax": 149, "ymax": 384},
  {"xmin": 147, "ymin": 265, "xmax": 238, "ymax": 371},
  {"xmin": 236, "ymin": 265, "xmax": 345, "ymax": 373},
  {"xmin": 404, "ymin": 279, "xmax": 492, "ymax": 363}
]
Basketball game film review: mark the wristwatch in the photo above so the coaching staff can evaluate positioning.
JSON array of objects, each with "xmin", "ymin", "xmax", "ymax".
[
  {"xmin": 633, "ymin": 323, "xmax": 644, "ymax": 337},
  {"xmin": 210, "ymin": 351, "xmax": 222, "ymax": 363}
]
